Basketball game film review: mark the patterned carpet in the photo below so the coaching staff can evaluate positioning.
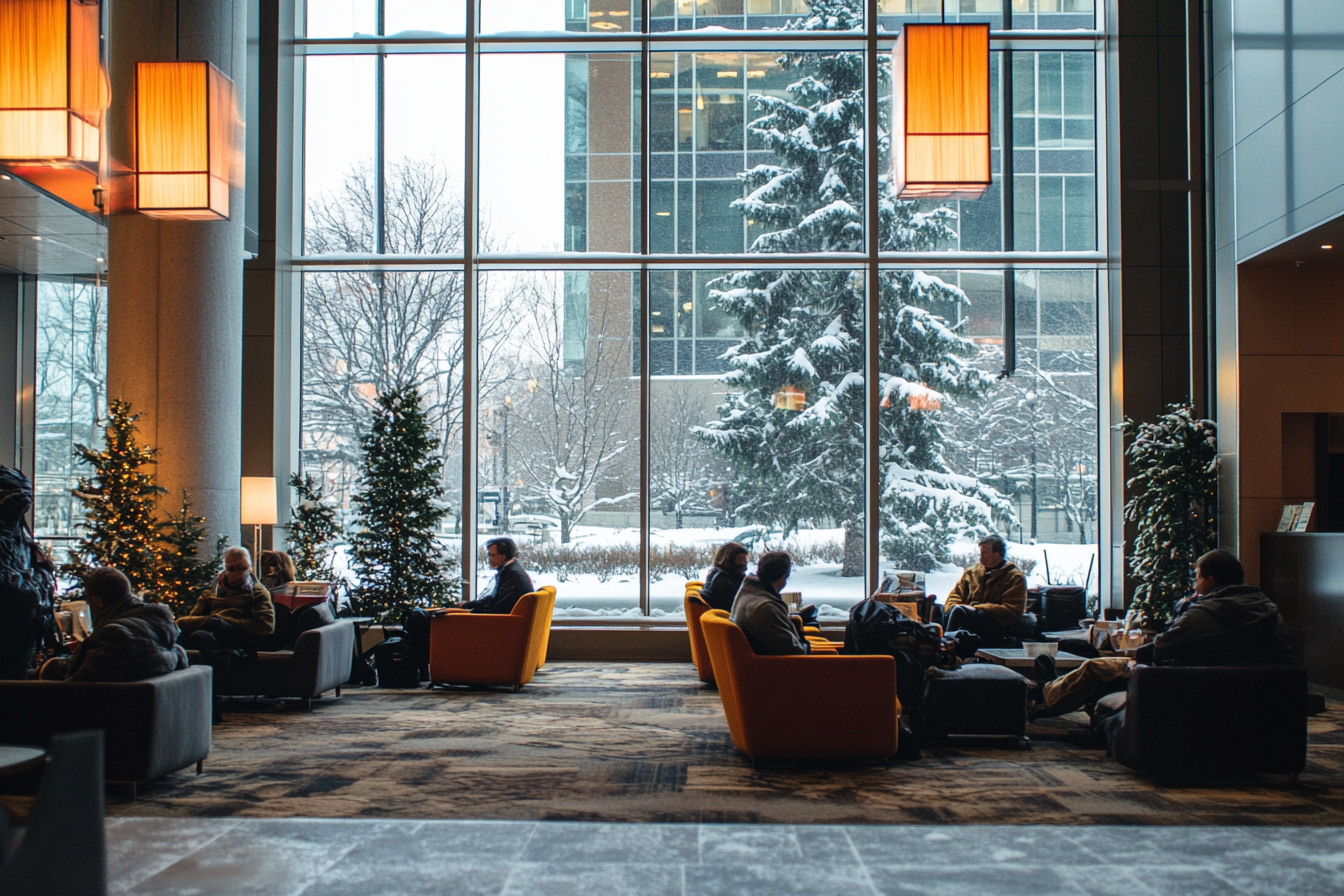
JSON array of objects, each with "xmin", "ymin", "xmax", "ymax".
[{"xmin": 14, "ymin": 663, "xmax": 1344, "ymax": 825}]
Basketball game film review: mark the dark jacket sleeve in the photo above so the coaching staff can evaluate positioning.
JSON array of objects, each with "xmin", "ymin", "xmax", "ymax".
[
  {"xmin": 702, "ymin": 569, "xmax": 739, "ymax": 613},
  {"xmin": 467, "ymin": 563, "xmax": 535, "ymax": 614}
]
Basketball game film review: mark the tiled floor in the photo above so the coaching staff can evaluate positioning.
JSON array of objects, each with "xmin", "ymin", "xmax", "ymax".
[{"xmin": 106, "ymin": 817, "xmax": 1344, "ymax": 895}]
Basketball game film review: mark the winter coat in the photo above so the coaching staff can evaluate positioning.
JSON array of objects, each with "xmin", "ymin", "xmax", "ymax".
[
  {"xmin": 178, "ymin": 575, "xmax": 276, "ymax": 636},
  {"xmin": 63, "ymin": 596, "xmax": 188, "ymax": 682},
  {"xmin": 1146, "ymin": 584, "xmax": 1295, "ymax": 667},
  {"xmin": 701, "ymin": 566, "xmax": 744, "ymax": 613},
  {"xmin": 943, "ymin": 561, "xmax": 1028, "ymax": 628},
  {"xmin": 461, "ymin": 561, "xmax": 535, "ymax": 614},
  {"xmin": 729, "ymin": 575, "xmax": 810, "ymax": 656}
]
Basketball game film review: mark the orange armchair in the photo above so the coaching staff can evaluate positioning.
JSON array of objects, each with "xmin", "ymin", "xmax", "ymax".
[
  {"xmin": 428, "ymin": 591, "xmax": 550, "ymax": 691},
  {"xmin": 683, "ymin": 584, "xmax": 714, "ymax": 684},
  {"xmin": 700, "ymin": 610, "xmax": 900, "ymax": 761},
  {"xmin": 530, "ymin": 586, "xmax": 557, "ymax": 671}
]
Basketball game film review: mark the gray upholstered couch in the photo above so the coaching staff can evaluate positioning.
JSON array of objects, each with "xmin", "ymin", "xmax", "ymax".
[
  {"xmin": 0, "ymin": 665, "xmax": 213, "ymax": 796},
  {"xmin": 198, "ymin": 618, "xmax": 355, "ymax": 710}
]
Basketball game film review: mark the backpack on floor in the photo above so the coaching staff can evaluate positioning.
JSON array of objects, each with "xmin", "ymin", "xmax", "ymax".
[{"xmin": 369, "ymin": 636, "xmax": 421, "ymax": 689}]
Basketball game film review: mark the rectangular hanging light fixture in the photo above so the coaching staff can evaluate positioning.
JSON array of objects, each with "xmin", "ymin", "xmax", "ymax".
[
  {"xmin": 893, "ymin": 23, "xmax": 990, "ymax": 200},
  {"xmin": 0, "ymin": 0, "xmax": 106, "ymax": 164},
  {"xmin": 135, "ymin": 60, "xmax": 232, "ymax": 219}
]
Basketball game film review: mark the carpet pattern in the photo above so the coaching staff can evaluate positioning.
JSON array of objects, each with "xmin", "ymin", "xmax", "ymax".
[{"xmin": 21, "ymin": 663, "xmax": 1344, "ymax": 825}]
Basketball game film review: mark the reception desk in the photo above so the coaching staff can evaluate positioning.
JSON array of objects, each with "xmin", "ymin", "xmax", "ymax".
[{"xmin": 1260, "ymin": 533, "xmax": 1344, "ymax": 689}]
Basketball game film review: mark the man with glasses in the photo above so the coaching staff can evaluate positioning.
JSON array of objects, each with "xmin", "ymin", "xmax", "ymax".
[{"xmin": 177, "ymin": 546, "xmax": 277, "ymax": 652}]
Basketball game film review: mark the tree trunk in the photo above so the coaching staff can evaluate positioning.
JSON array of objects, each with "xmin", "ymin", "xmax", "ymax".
[
  {"xmin": 561, "ymin": 517, "xmax": 572, "ymax": 544},
  {"xmin": 841, "ymin": 520, "xmax": 864, "ymax": 577}
]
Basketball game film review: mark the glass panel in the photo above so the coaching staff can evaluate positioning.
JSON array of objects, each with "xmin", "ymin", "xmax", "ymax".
[
  {"xmin": 650, "ymin": 49, "xmax": 862, "ymax": 255},
  {"xmin": 880, "ymin": 50, "xmax": 1005, "ymax": 251},
  {"xmin": 385, "ymin": 0, "xmax": 466, "ymax": 33},
  {"xmin": 481, "ymin": 0, "xmax": 638, "ymax": 34},
  {"xmin": 304, "ymin": 55, "xmax": 375, "ymax": 254},
  {"xmin": 383, "ymin": 55, "xmax": 466, "ymax": 254},
  {"xmin": 656, "ymin": 267, "xmax": 867, "ymax": 617},
  {"xmin": 1009, "ymin": 0, "xmax": 1095, "ymax": 30},
  {"xmin": 887, "ymin": 268, "xmax": 1099, "ymax": 603},
  {"xmin": 1010, "ymin": 51, "xmax": 1096, "ymax": 251},
  {"xmin": 476, "ymin": 271, "xmax": 642, "ymax": 619},
  {"xmin": 300, "ymin": 271, "xmax": 468, "ymax": 546},
  {"xmin": 306, "ymin": 0, "xmax": 376, "ymax": 38},
  {"xmin": 34, "ymin": 277, "xmax": 107, "ymax": 542},
  {"xmin": 481, "ymin": 52, "xmax": 639, "ymax": 254},
  {"xmin": 879, "ymin": 0, "xmax": 1005, "ymax": 31}
]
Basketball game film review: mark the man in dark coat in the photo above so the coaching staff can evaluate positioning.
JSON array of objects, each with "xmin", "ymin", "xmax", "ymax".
[
  {"xmin": 729, "ymin": 551, "xmax": 810, "ymax": 656},
  {"xmin": 1034, "ymin": 550, "xmax": 1294, "ymax": 717},
  {"xmin": 701, "ymin": 541, "xmax": 749, "ymax": 613},
  {"xmin": 0, "ymin": 465, "xmax": 57, "ymax": 679},
  {"xmin": 41, "ymin": 568, "xmax": 187, "ymax": 682},
  {"xmin": 460, "ymin": 537, "xmax": 534, "ymax": 614}
]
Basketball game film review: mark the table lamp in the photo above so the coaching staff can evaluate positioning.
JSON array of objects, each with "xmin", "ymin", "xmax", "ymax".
[{"xmin": 240, "ymin": 476, "xmax": 277, "ymax": 561}]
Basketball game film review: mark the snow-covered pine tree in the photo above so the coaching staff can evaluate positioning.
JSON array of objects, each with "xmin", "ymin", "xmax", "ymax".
[
  {"xmin": 286, "ymin": 472, "xmax": 342, "ymax": 584},
  {"xmin": 349, "ymin": 385, "xmax": 459, "ymax": 620},
  {"xmin": 63, "ymin": 398, "xmax": 166, "ymax": 593},
  {"xmin": 699, "ymin": 0, "xmax": 1012, "ymax": 572},
  {"xmin": 156, "ymin": 492, "xmax": 227, "ymax": 616}
]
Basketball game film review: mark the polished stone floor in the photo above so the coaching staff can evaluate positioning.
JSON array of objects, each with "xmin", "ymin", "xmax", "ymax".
[{"xmin": 107, "ymin": 817, "xmax": 1344, "ymax": 895}]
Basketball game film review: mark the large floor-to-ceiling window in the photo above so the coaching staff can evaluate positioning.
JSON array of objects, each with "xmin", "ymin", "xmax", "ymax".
[{"xmin": 297, "ymin": 0, "xmax": 1106, "ymax": 618}]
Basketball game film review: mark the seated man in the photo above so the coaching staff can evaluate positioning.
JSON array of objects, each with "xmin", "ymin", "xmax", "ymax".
[
  {"xmin": 729, "ymin": 550, "xmax": 810, "ymax": 656},
  {"xmin": 176, "ymin": 546, "xmax": 276, "ymax": 652},
  {"xmin": 942, "ymin": 534, "xmax": 1027, "ymax": 653},
  {"xmin": 41, "ymin": 567, "xmax": 187, "ymax": 682},
  {"xmin": 459, "ymin": 536, "xmax": 534, "ymax": 614},
  {"xmin": 1034, "ymin": 549, "xmax": 1294, "ymax": 719}
]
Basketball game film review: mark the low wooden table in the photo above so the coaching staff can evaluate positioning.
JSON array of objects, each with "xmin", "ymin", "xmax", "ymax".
[{"xmin": 974, "ymin": 648, "xmax": 1090, "ymax": 672}]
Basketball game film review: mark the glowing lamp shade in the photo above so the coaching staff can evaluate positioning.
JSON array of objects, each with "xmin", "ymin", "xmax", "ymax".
[
  {"xmin": 135, "ymin": 61, "xmax": 233, "ymax": 219},
  {"xmin": 893, "ymin": 23, "xmax": 990, "ymax": 200},
  {"xmin": 0, "ymin": 0, "xmax": 107, "ymax": 164},
  {"xmin": 240, "ymin": 477, "xmax": 278, "ymax": 526}
]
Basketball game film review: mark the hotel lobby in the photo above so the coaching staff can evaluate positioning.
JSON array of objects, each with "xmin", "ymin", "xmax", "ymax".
[{"xmin": 3, "ymin": 0, "xmax": 1344, "ymax": 893}]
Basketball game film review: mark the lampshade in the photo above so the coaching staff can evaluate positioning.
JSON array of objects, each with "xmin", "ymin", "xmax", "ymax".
[
  {"xmin": 240, "ymin": 477, "xmax": 278, "ymax": 526},
  {"xmin": 135, "ymin": 60, "xmax": 232, "ymax": 219},
  {"xmin": 0, "ymin": 0, "xmax": 107, "ymax": 164},
  {"xmin": 893, "ymin": 23, "xmax": 991, "ymax": 200}
]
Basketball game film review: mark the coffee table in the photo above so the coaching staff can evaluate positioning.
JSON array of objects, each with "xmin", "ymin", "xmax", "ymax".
[{"xmin": 974, "ymin": 648, "xmax": 1089, "ymax": 672}]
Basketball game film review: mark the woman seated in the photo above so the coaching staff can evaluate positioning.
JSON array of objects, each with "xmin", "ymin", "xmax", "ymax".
[
  {"xmin": 258, "ymin": 549, "xmax": 297, "ymax": 592},
  {"xmin": 701, "ymin": 541, "xmax": 750, "ymax": 612}
]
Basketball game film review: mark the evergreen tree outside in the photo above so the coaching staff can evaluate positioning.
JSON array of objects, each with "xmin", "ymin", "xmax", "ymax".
[
  {"xmin": 155, "ymin": 492, "xmax": 227, "ymax": 616},
  {"xmin": 63, "ymin": 398, "xmax": 166, "ymax": 592},
  {"xmin": 349, "ymin": 385, "xmax": 459, "ymax": 620},
  {"xmin": 699, "ymin": 0, "xmax": 1012, "ymax": 573},
  {"xmin": 286, "ymin": 472, "xmax": 343, "ymax": 584}
]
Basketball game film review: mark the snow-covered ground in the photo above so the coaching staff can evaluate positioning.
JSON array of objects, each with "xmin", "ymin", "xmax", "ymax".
[{"xmin": 465, "ymin": 526, "xmax": 1099, "ymax": 620}]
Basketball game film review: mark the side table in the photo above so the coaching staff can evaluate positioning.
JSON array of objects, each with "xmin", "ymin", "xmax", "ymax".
[
  {"xmin": 346, "ymin": 616, "xmax": 377, "ymax": 686},
  {"xmin": 974, "ymin": 648, "xmax": 1090, "ymax": 672}
]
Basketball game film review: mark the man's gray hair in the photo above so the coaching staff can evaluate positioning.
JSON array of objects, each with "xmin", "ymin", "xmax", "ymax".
[{"xmin": 225, "ymin": 546, "xmax": 251, "ymax": 564}]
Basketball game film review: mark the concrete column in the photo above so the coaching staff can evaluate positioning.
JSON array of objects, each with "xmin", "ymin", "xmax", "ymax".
[{"xmin": 105, "ymin": 0, "xmax": 247, "ymax": 545}]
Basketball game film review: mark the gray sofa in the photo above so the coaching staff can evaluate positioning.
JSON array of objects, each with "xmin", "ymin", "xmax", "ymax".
[
  {"xmin": 195, "ymin": 619, "xmax": 355, "ymax": 710},
  {"xmin": 0, "ymin": 665, "xmax": 213, "ymax": 795}
]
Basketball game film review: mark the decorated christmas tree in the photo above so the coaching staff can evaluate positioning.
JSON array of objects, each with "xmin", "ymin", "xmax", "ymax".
[
  {"xmin": 155, "ymin": 491, "xmax": 227, "ymax": 615},
  {"xmin": 349, "ymin": 385, "xmax": 459, "ymax": 620},
  {"xmin": 64, "ymin": 398, "xmax": 166, "ymax": 593},
  {"xmin": 699, "ymin": 0, "xmax": 1012, "ymax": 573},
  {"xmin": 286, "ymin": 471, "xmax": 342, "ymax": 587}
]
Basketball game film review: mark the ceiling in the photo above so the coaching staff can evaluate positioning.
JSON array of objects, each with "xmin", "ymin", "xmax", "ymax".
[
  {"xmin": 1241, "ymin": 212, "xmax": 1344, "ymax": 270},
  {"xmin": 0, "ymin": 171, "xmax": 107, "ymax": 277}
]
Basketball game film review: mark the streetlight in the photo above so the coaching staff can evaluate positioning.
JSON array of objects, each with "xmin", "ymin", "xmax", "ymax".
[{"xmin": 501, "ymin": 396, "xmax": 512, "ymax": 534}]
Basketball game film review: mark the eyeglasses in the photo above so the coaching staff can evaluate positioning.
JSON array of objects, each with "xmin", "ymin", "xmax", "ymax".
[{"xmin": 225, "ymin": 564, "xmax": 249, "ymax": 573}]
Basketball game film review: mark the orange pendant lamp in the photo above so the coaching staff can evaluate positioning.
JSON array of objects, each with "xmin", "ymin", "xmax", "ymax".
[
  {"xmin": 135, "ymin": 60, "xmax": 232, "ymax": 219},
  {"xmin": 893, "ymin": 22, "xmax": 990, "ymax": 200},
  {"xmin": 0, "ymin": 0, "xmax": 107, "ymax": 164}
]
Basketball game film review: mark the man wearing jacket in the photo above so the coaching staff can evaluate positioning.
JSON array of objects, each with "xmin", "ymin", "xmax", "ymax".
[
  {"xmin": 942, "ymin": 534, "xmax": 1027, "ymax": 651},
  {"xmin": 729, "ymin": 551, "xmax": 810, "ymax": 656},
  {"xmin": 1034, "ymin": 550, "xmax": 1294, "ymax": 717},
  {"xmin": 41, "ymin": 567, "xmax": 187, "ymax": 682},
  {"xmin": 460, "ymin": 536, "xmax": 534, "ymax": 614},
  {"xmin": 177, "ymin": 546, "xmax": 276, "ymax": 651}
]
